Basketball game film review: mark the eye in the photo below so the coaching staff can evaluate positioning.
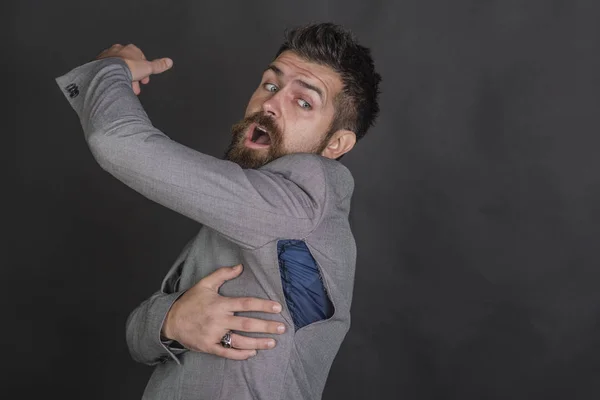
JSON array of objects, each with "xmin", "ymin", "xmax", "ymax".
[
  {"xmin": 264, "ymin": 83, "xmax": 278, "ymax": 92},
  {"xmin": 297, "ymin": 99, "xmax": 312, "ymax": 110}
]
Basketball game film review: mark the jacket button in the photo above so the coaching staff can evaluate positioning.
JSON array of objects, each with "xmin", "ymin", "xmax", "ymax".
[{"xmin": 65, "ymin": 83, "xmax": 80, "ymax": 98}]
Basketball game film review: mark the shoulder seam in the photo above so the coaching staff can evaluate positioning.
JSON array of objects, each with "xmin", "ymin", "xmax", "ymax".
[{"xmin": 301, "ymin": 155, "xmax": 329, "ymax": 241}]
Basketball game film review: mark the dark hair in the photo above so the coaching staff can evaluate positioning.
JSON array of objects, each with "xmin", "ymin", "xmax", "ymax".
[{"xmin": 275, "ymin": 22, "xmax": 382, "ymax": 141}]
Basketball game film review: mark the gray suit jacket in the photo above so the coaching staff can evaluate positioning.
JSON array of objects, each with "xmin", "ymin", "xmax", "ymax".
[{"xmin": 55, "ymin": 57, "xmax": 356, "ymax": 400}]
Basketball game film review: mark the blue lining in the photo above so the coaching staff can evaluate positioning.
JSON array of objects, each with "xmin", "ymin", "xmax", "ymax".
[{"xmin": 277, "ymin": 239, "xmax": 334, "ymax": 330}]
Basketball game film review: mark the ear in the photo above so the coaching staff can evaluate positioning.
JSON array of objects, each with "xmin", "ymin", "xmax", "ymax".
[{"xmin": 321, "ymin": 130, "xmax": 357, "ymax": 159}]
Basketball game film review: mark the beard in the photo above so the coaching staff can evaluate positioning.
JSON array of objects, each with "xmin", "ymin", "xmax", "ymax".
[{"xmin": 224, "ymin": 111, "xmax": 330, "ymax": 169}]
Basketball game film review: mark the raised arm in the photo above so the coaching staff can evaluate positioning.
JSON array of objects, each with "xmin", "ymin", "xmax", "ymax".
[{"xmin": 54, "ymin": 45, "xmax": 331, "ymax": 249}]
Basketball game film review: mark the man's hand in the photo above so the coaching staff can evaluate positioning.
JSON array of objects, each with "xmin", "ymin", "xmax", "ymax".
[
  {"xmin": 162, "ymin": 264, "xmax": 286, "ymax": 360},
  {"xmin": 95, "ymin": 43, "xmax": 173, "ymax": 96}
]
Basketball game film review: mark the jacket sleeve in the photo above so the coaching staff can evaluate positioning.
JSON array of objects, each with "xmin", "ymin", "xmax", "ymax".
[
  {"xmin": 54, "ymin": 57, "xmax": 330, "ymax": 249},
  {"xmin": 125, "ymin": 239, "xmax": 192, "ymax": 366},
  {"xmin": 125, "ymin": 290, "xmax": 187, "ymax": 366}
]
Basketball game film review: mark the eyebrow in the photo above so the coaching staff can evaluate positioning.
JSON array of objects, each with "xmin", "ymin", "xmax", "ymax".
[{"xmin": 265, "ymin": 64, "xmax": 324, "ymax": 102}]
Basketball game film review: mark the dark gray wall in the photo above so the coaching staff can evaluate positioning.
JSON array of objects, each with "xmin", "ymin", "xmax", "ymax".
[{"xmin": 9, "ymin": 0, "xmax": 600, "ymax": 398}]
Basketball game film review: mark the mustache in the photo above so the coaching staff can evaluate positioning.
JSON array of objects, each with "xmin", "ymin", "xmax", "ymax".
[{"xmin": 236, "ymin": 112, "xmax": 282, "ymax": 139}]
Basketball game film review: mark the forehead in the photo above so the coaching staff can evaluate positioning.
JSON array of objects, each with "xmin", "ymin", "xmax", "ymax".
[{"xmin": 268, "ymin": 51, "xmax": 343, "ymax": 101}]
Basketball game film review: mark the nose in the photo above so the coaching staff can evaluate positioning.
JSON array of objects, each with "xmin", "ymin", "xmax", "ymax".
[{"xmin": 261, "ymin": 91, "xmax": 282, "ymax": 118}]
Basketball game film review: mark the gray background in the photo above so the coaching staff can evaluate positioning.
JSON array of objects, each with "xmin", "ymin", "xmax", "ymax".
[{"xmin": 9, "ymin": 0, "xmax": 600, "ymax": 398}]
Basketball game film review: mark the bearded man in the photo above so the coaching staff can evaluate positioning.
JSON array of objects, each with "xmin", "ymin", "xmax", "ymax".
[{"xmin": 55, "ymin": 22, "xmax": 381, "ymax": 400}]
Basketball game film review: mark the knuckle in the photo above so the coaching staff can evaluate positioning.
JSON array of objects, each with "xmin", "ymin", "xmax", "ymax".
[
  {"xmin": 204, "ymin": 314, "xmax": 217, "ymax": 327},
  {"xmin": 256, "ymin": 339, "xmax": 270, "ymax": 350},
  {"xmin": 212, "ymin": 347, "xmax": 224, "ymax": 357},
  {"xmin": 213, "ymin": 298, "xmax": 228, "ymax": 313},
  {"xmin": 240, "ymin": 298, "xmax": 254, "ymax": 311},
  {"xmin": 241, "ymin": 318, "xmax": 253, "ymax": 331},
  {"xmin": 213, "ymin": 267, "xmax": 228, "ymax": 277},
  {"xmin": 197, "ymin": 276, "xmax": 212, "ymax": 288},
  {"xmin": 235, "ymin": 336, "xmax": 248, "ymax": 348}
]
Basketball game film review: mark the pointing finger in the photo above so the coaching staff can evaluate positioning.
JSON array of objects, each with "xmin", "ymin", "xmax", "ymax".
[{"xmin": 149, "ymin": 57, "xmax": 173, "ymax": 75}]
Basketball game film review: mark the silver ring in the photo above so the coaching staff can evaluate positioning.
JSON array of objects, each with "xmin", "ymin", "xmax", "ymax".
[{"xmin": 220, "ymin": 331, "xmax": 232, "ymax": 348}]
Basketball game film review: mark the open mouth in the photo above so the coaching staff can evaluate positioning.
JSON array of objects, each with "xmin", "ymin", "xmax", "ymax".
[{"xmin": 245, "ymin": 123, "xmax": 272, "ymax": 148}]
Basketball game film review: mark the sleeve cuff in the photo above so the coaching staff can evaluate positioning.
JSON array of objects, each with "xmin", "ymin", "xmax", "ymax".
[
  {"xmin": 153, "ymin": 290, "xmax": 188, "ymax": 364},
  {"xmin": 54, "ymin": 57, "xmax": 132, "ymax": 116},
  {"xmin": 127, "ymin": 289, "xmax": 188, "ymax": 366}
]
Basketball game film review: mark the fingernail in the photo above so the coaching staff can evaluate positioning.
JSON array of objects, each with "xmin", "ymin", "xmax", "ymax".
[
  {"xmin": 277, "ymin": 325, "xmax": 285, "ymax": 333},
  {"xmin": 165, "ymin": 58, "xmax": 173, "ymax": 68},
  {"xmin": 250, "ymin": 350, "xmax": 257, "ymax": 357},
  {"xmin": 273, "ymin": 304, "xmax": 282, "ymax": 312},
  {"xmin": 233, "ymin": 264, "xmax": 242, "ymax": 271},
  {"xmin": 267, "ymin": 340, "xmax": 276, "ymax": 348}
]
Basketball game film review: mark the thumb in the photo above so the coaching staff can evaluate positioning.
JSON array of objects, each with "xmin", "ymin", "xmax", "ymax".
[
  {"xmin": 148, "ymin": 57, "xmax": 173, "ymax": 75},
  {"xmin": 201, "ymin": 264, "xmax": 243, "ymax": 291}
]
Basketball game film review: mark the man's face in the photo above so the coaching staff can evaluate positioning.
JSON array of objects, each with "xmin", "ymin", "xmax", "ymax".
[{"xmin": 224, "ymin": 50, "xmax": 344, "ymax": 169}]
